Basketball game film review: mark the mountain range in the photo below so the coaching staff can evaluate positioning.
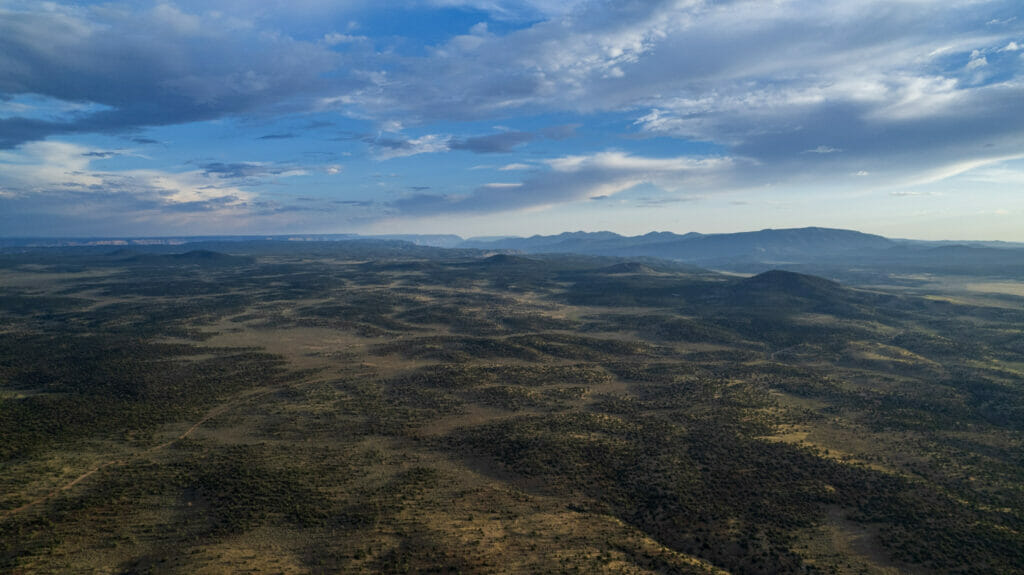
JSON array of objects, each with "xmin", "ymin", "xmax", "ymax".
[{"xmin": 6, "ymin": 227, "xmax": 1024, "ymax": 280}]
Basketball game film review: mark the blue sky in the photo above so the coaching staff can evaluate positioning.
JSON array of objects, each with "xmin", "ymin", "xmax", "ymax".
[{"xmin": 1, "ymin": 0, "xmax": 1023, "ymax": 239}]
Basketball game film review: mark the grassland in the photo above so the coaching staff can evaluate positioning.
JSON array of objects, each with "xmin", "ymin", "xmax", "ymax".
[{"xmin": 1, "ymin": 243, "xmax": 1022, "ymax": 573}]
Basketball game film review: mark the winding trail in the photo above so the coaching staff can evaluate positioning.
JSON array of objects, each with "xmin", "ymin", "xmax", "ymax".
[{"xmin": 0, "ymin": 389, "xmax": 268, "ymax": 522}]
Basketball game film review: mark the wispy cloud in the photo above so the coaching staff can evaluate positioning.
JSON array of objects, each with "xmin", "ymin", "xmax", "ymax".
[
  {"xmin": 369, "ymin": 134, "xmax": 451, "ymax": 160},
  {"xmin": 391, "ymin": 150, "xmax": 733, "ymax": 216},
  {"xmin": 450, "ymin": 131, "xmax": 534, "ymax": 153}
]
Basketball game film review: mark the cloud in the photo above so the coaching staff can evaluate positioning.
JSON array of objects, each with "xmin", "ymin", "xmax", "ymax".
[
  {"xmin": 369, "ymin": 134, "xmax": 451, "ymax": 160},
  {"xmin": 323, "ymin": 32, "xmax": 368, "ymax": 45},
  {"xmin": 3, "ymin": 0, "xmax": 1024, "ymax": 231},
  {"xmin": 0, "ymin": 140, "xmax": 377, "ymax": 235},
  {"xmin": 423, "ymin": 0, "xmax": 590, "ymax": 21},
  {"xmin": 199, "ymin": 161, "xmax": 308, "ymax": 179},
  {"xmin": 890, "ymin": 190, "xmax": 938, "ymax": 197},
  {"xmin": 448, "ymin": 125, "xmax": 578, "ymax": 154},
  {"xmin": 0, "ymin": 142, "xmax": 337, "ymax": 211},
  {"xmin": 449, "ymin": 131, "xmax": 534, "ymax": 153},
  {"xmin": 0, "ymin": 2, "xmax": 347, "ymax": 148},
  {"xmin": 481, "ymin": 182, "xmax": 523, "ymax": 188},
  {"xmin": 391, "ymin": 150, "xmax": 733, "ymax": 216},
  {"xmin": 0, "ymin": 141, "xmax": 259, "ymax": 232},
  {"xmin": 365, "ymin": 127, "xmax": 562, "ymax": 159},
  {"xmin": 635, "ymin": 196, "xmax": 701, "ymax": 207},
  {"xmin": 804, "ymin": 146, "xmax": 842, "ymax": 154},
  {"xmin": 318, "ymin": 0, "xmax": 1024, "ymax": 193}
]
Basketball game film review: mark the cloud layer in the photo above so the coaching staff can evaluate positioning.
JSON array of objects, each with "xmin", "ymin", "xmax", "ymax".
[{"xmin": 1, "ymin": 0, "xmax": 1023, "ymax": 236}]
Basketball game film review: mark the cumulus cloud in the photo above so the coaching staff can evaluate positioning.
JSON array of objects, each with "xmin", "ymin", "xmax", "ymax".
[
  {"xmin": 0, "ymin": 2, "xmax": 347, "ymax": 148},
  {"xmin": 323, "ymin": 0, "xmax": 1024, "ymax": 191},
  {"xmin": 0, "ymin": 140, "xmax": 369, "ymax": 235},
  {"xmin": 0, "ymin": 142, "xmax": 255, "ymax": 204},
  {"xmin": 3, "ymin": 0, "xmax": 1024, "ymax": 231}
]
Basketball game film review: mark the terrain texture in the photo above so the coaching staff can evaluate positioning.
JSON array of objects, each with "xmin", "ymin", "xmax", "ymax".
[{"xmin": 1, "ymin": 241, "xmax": 1023, "ymax": 573}]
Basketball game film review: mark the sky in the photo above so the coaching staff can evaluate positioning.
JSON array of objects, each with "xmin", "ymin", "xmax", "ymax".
[{"xmin": 1, "ymin": 0, "xmax": 1023, "ymax": 240}]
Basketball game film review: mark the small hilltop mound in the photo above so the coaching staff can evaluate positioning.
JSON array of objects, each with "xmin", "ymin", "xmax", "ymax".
[
  {"xmin": 723, "ymin": 269, "xmax": 856, "ymax": 315},
  {"xmin": 477, "ymin": 254, "xmax": 538, "ymax": 265},
  {"xmin": 737, "ymin": 269, "xmax": 840, "ymax": 297}
]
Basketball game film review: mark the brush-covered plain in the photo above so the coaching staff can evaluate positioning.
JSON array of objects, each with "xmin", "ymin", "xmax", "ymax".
[{"xmin": 1, "ymin": 242, "xmax": 1022, "ymax": 574}]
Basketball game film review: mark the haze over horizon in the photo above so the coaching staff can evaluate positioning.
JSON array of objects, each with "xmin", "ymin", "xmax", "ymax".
[{"xmin": 2, "ymin": 1, "xmax": 1023, "ymax": 240}]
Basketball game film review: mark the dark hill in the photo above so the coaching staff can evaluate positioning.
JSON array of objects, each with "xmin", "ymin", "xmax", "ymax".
[
  {"xmin": 737, "ymin": 269, "xmax": 841, "ymax": 297},
  {"xmin": 598, "ymin": 262, "xmax": 656, "ymax": 274},
  {"xmin": 721, "ymin": 269, "xmax": 858, "ymax": 315},
  {"xmin": 477, "ymin": 254, "xmax": 538, "ymax": 266}
]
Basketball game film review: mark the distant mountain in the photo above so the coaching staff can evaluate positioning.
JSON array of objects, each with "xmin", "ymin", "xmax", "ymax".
[
  {"xmin": 371, "ymin": 234, "xmax": 465, "ymax": 248},
  {"xmin": 6, "ymin": 228, "xmax": 1024, "ymax": 281},
  {"xmin": 461, "ymin": 227, "xmax": 895, "ymax": 264}
]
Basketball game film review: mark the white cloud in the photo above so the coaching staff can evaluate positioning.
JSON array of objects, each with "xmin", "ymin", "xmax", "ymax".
[
  {"xmin": 4, "ymin": 0, "xmax": 1024, "ymax": 234},
  {"xmin": 0, "ymin": 141, "xmax": 253, "ymax": 206},
  {"xmin": 546, "ymin": 151, "xmax": 728, "ymax": 174},
  {"xmin": 0, "ymin": 1, "xmax": 344, "ymax": 147},
  {"xmin": 392, "ymin": 150, "xmax": 735, "ymax": 216},
  {"xmin": 890, "ymin": 190, "xmax": 937, "ymax": 196},
  {"xmin": 482, "ymin": 182, "xmax": 522, "ymax": 188},
  {"xmin": 373, "ymin": 134, "xmax": 451, "ymax": 160},
  {"xmin": 805, "ymin": 146, "xmax": 842, "ymax": 154},
  {"xmin": 323, "ymin": 32, "xmax": 367, "ymax": 45}
]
